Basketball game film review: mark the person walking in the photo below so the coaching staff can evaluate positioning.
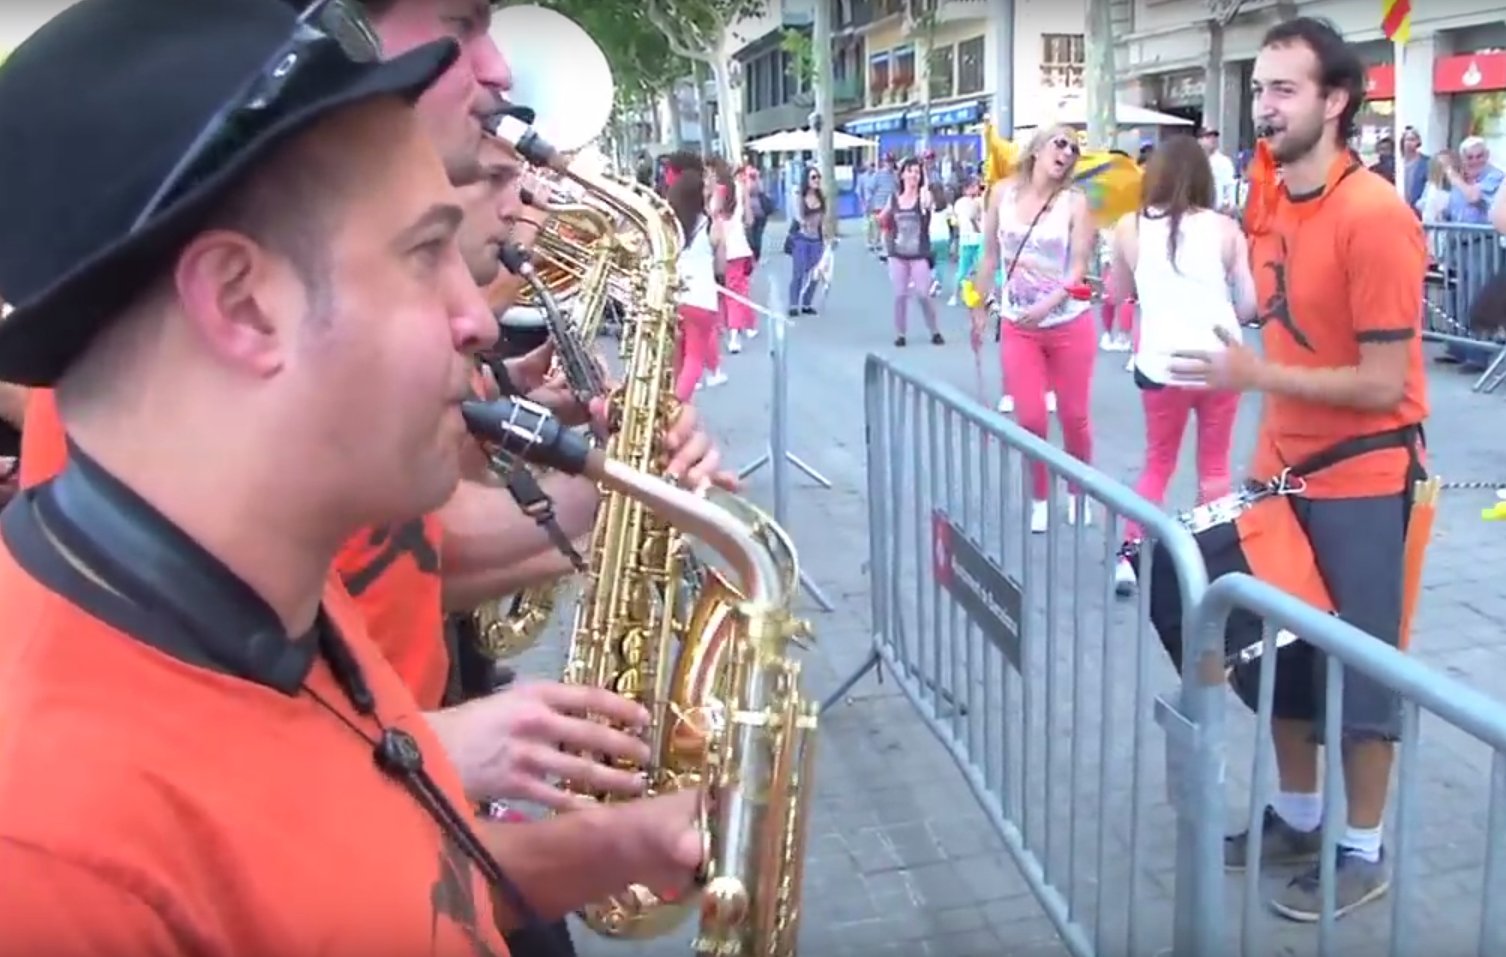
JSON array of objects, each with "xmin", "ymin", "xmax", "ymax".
[
  {"xmin": 1109, "ymin": 134, "xmax": 1257, "ymax": 594},
  {"xmin": 881, "ymin": 157, "xmax": 943, "ymax": 346},
  {"xmin": 970, "ymin": 125, "xmax": 1098, "ymax": 533}
]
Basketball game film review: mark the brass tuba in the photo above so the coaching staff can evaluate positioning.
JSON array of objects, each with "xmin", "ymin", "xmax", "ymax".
[
  {"xmin": 492, "ymin": 96, "xmax": 818, "ymax": 953},
  {"xmin": 463, "ymin": 397, "xmax": 818, "ymax": 957}
]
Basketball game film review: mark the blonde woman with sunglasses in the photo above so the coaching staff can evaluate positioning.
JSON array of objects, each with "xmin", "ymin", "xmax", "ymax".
[{"xmin": 971, "ymin": 124, "xmax": 1098, "ymax": 533}]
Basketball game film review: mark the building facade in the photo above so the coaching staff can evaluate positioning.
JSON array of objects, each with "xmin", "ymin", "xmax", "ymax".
[
  {"xmin": 723, "ymin": 0, "xmax": 1107, "ymax": 166},
  {"xmin": 1117, "ymin": 0, "xmax": 1506, "ymax": 161}
]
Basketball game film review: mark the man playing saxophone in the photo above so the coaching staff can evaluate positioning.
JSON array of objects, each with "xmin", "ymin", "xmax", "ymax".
[
  {"xmin": 0, "ymin": 1, "xmax": 709, "ymax": 953},
  {"xmin": 15, "ymin": 0, "xmax": 733, "ymax": 811}
]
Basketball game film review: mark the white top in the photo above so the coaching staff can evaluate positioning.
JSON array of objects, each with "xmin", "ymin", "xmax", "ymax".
[
  {"xmin": 678, "ymin": 215, "xmax": 719, "ymax": 312},
  {"xmin": 928, "ymin": 203, "xmax": 953, "ymax": 243},
  {"xmin": 723, "ymin": 191, "xmax": 754, "ymax": 261},
  {"xmin": 997, "ymin": 184, "xmax": 1090, "ymax": 329},
  {"xmin": 954, "ymin": 195, "xmax": 983, "ymax": 243},
  {"xmin": 1131, "ymin": 208, "xmax": 1242, "ymax": 385},
  {"xmin": 1208, "ymin": 151, "xmax": 1237, "ymax": 211}
]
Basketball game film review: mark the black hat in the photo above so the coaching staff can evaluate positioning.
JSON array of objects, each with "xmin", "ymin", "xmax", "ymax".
[{"xmin": 0, "ymin": 0, "xmax": 459, "ymax": 386}]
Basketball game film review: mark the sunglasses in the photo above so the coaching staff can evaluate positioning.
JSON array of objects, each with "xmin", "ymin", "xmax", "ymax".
[
  {"xmin": 132, "ymin": 0, "xmax": 382, "ymax": 232},
  {"xmin": 1051, "ymin": 136, "xmax": 1081, "ymax": 155}
]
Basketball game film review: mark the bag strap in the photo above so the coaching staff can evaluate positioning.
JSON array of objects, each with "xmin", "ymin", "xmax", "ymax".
[{"xmin": 1285, "ymin": 423, "xmax": 1423, "ymax": 479}]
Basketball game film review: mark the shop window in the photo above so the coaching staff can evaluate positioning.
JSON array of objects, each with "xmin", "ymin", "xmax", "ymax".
[
  {"xmin": 1451, "ymin": 91, "xmax": 1506, "ymax": 162},
  {"xmin": 892, "ymin": 45, "xmax": 916, "ymax": 99},
  {"xmin": 957, "ymin": 35, "xmax": 985, "ymax": 95},
  {"xmin": 929, "ymin": 44, "xmax": 955, "ymax": 100},
  {"xmin": 1041, "ymin": 33, "xmax": 1084, "ymax": 90},
  {"xmin": 869, "ymin": 53, "xmax": 891, "ymax": 105}
]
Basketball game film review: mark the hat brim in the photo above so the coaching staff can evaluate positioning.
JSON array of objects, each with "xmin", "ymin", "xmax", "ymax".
[{"xmin": 0, "ymin": 39, "xmax": 459, "ymax": 387}]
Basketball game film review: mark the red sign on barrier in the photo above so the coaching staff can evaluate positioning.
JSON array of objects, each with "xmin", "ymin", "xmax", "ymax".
[{"xmin": 932, "ymin": 509, "xmax": 954, "ymax": 587}]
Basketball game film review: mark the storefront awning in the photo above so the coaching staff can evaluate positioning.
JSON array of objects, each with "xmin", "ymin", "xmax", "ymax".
[{"xmin": 843, "ymin": 99, "xmax": 986, "ymax": 136}]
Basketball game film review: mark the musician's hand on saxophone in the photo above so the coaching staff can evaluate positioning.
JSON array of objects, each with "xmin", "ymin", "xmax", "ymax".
[
  {"xmin": 426, "ymin": 680, "xmax": 653, "ymax": 810},
  {"xmin": 663, "ymin": 403, "xmax": 740, "ymax": 493}
]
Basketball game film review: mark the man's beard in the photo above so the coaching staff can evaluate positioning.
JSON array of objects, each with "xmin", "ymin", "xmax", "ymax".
[{"xmin": 1266, "ymin": 115, "xmax": 1326, "ymax": 165}]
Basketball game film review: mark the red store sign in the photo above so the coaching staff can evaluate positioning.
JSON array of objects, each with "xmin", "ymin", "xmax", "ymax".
[
  {"xmin": 1434, "ymin": 51, "xmax": 1506, "ymax": 94},
  {"xmin": 1366, "ymin": 64, "xmax": 1395, "ymax": 100}
]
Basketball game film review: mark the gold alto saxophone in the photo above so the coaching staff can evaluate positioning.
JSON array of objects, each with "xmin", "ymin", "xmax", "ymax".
[
  {"xmin": 463, "ymin": 396, "xmax": 818, "ymax": 957},
  {"xmin": 490, "ymin": 110, "xmax": 814, "ymax": 951},
  {"xmin": 469, "ymin": 219, "xmax": 620, "ymax": 661}
]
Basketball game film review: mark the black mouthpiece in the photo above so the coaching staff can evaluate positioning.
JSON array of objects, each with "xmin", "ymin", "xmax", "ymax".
[
  {"xmin": 498, "ymin": 242, "xmax": 531, "ymax": 276},
  {"xmin": 1254, "ymin": 123, "xmax": 1277, "ymax": 139},
  {"xmin": 489, "ymin": 113, "xmax": 558, "ymax": 170},
  {"xmin": 461, "ymin": 398, "xmax": 591, "ymax": 477},
  {"xmin": 518, "ymin": 186, "xmax": 538, "ymax": 207}
]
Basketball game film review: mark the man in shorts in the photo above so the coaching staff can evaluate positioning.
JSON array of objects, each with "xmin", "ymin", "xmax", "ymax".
[{"xmin": 1172, "ymin": 16, "xmax": 1429, "ymax": 922}]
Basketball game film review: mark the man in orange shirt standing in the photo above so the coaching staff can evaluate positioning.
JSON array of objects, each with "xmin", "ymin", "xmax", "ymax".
[{"xmin": 1172, "ymin": 17, "xmax": 1428, "ymax": 923}]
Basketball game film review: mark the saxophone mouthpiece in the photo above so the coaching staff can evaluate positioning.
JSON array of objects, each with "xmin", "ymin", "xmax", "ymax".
[
  {"xmin": 498, "ymin": 241, "xmax": 533, "ymax": 277},
  {"xmin": 489, "ymin": 111, "xmax": 565, "ymax": 173},
  {"xmin": 462, "ymin": 397, "xmax": 594, "ymax": 478}
]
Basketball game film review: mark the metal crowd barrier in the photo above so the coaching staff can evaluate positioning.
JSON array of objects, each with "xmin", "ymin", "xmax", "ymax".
[
  {"xmin": 828, "ymin": 355, "xmax": 1212, "ymax": 957},
  {"xmin": 1190, "ymin": 574, "xmax": 1506, "ymax": 956},
  {"xmin": 836, "ymin": 356, "xmax": 1506, "ymax": 956},
  {"xmin": 1420, "ymin": 223, "xmax": 1505, "ymax": 393}
]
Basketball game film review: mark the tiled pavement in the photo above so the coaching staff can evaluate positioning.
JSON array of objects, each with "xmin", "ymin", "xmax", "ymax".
[{"xmin": 512, "ymin": 227, "xmax": 1506, "ymax": 956}]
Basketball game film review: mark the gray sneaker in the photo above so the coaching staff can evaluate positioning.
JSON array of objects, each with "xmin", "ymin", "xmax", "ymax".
[
  {"xmin": 1224, "ymin": 806, "xmax": 1323, "ymax": 871},
  {"xmin": 1270, "ymin": 847, "xmax": 1391, "ymax": 922}
]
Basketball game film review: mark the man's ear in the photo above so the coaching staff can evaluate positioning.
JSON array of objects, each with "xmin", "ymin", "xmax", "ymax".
[{"xmin": 173, "ymin": 231, "xmax": 286, "ymax": 378}]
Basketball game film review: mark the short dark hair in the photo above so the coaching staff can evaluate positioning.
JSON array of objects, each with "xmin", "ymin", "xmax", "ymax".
[{"xmin": 1260, "ymin": 16, "xmax": 1366, "ymax": 143}]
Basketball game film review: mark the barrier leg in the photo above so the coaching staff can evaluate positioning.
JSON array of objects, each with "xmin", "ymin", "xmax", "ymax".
[{"xmin": 1473, "ymin": 345, "xmax": 1506, "ymax": 394}]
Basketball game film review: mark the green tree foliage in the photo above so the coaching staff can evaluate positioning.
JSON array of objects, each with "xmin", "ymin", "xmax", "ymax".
[
  {"xmin": 779, "ymin": 27, "xmax": 814, "ymax": 104},
  {"xmin": 500, "ymin": 1, "xmax": 689, "ymax": 102}
]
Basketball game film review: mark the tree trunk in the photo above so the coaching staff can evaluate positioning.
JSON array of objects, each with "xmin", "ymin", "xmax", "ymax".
[
  {"xmin": 711, "ymin": 59, "xmax": 743, "ymax": 162},
  {"xmin": 918, "ymin": 34, "xmax": 933, "ymax": 155},
  {"xmin": 690, "ymin": 61, "xmax": 712, "ymax": 157},
  {"xmin": 1084, "ymin": 0, "xmax": 1117, "ymax": 149}
]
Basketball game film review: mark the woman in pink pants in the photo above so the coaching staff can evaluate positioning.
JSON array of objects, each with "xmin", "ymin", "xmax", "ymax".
[
  {"xmin": 1108, "ymin": 135, "xmax": 1258, "ymax": 595},
  {"xmin": 666, "ymin": 160, "xmax": 727, "ymax": 400},
  {"xmin": 970, "ymin": 124, "xmax": 1099, "ymax": 534}
]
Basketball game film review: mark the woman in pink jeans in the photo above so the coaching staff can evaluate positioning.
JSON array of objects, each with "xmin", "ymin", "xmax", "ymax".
[
  {"xmin": 667, "ymin": 160, "xmax": 727, "ymax": 400},
  {"xmin": 970, "ymin": 124, "xmax": 1098, "ymax": 534},
  {"xmin": 1108, "ymin": 134, "xmax": 1257, "ymax": 595}
]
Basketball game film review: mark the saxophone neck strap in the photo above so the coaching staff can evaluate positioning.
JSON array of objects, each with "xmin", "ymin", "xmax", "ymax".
[{"xmin": 500, "ymin": 462, "xmax": 588, "ymax": 573}]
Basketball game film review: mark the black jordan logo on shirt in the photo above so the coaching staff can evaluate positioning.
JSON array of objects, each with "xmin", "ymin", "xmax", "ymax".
[
  {"xmin": 1252, "ymin": 236, "xmax": 1315, "ymax": 352},
  {"xmin": 341, "ymin": 518, "xmax": 440, "ymax": 596},
  {"xmin": 430, "ymin": 837, "xmax": 501, "ymax": 957}
]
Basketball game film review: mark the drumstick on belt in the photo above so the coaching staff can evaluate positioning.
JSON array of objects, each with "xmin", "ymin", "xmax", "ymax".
[{"xmin": 1399, "ymin": 475, "xmax": 1441, "ymax": 650}]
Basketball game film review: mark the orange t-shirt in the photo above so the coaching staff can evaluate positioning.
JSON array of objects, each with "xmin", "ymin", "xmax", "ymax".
[
  {"xmin": 0, "ymin": 520, "xmax": 507, "ymax": 956},
  {"xmin": 1246, "ymin": 159, "xmax": 1429, "ymax": 499},
  {"xmin": 332, "ymin": 515, "xmax": 449, "ymax": 711},
  {"xmin": 18, "ymin": 388, "xmax": 451, "ymax": 710}
]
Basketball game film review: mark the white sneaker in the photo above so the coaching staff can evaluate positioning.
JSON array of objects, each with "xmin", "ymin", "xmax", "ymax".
[
  {"xmin": 997, "ymin": 395, "xmax": 1015, "ymax": 414},
  {"xmin": 1045, "ymin": 391, "xmax": 1058, "ymax": 413},
  {"xmin": 1113, "ymin": 556, "xmax": 1137, "ymax": 596},
  {"xmin": 1099, "ymin": 332, "xmax": 1116, "ymax": 351},
  {"xmin": 1030, "ymin": 500, "xmax": 1049, "ymax": 534},
  {"xmin": 746, "ymin": 326, "xmax": 759, "ymax": 339},
  {"xmin": 703, "ymin": 370, "xmax": 729, "ymax": 388},
  {"xmin": 1113, "ymin": 332, "xmax": 1134, "ymax": 352},
  {"xmin": 947, "ymin": 295, "xmax": 959, "ymax": 307},
  {"xmin": 1067, "ymin": 497, "xmax": 1092, "ymax": 527},
  {"xmin": 727, "ymin": 334, "xmax": 742, "ymax": 354},
  {"xmin": 1125, "ymin": 355, "xmax": 1135, "ymax": 372}
]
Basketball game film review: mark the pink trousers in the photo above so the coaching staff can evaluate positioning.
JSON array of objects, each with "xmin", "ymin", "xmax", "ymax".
[
  {"xmin": 674, "ymin": 305, "xmax": 721, "ymax": 402},
  {"xmin": 1000, "ymin": 313, "xmax": 1096, "ymax": 499},
  {"xmin": 1123, "ymin": 384, "xmax": 1241, "ymax": 541},
  {"xmin": 720, "ymin": 257, "xmax": 756, "ymax": 332},
  {"xmin": 1101, "ymin": 273, "xmax": 1135, "ymax": 334}
]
